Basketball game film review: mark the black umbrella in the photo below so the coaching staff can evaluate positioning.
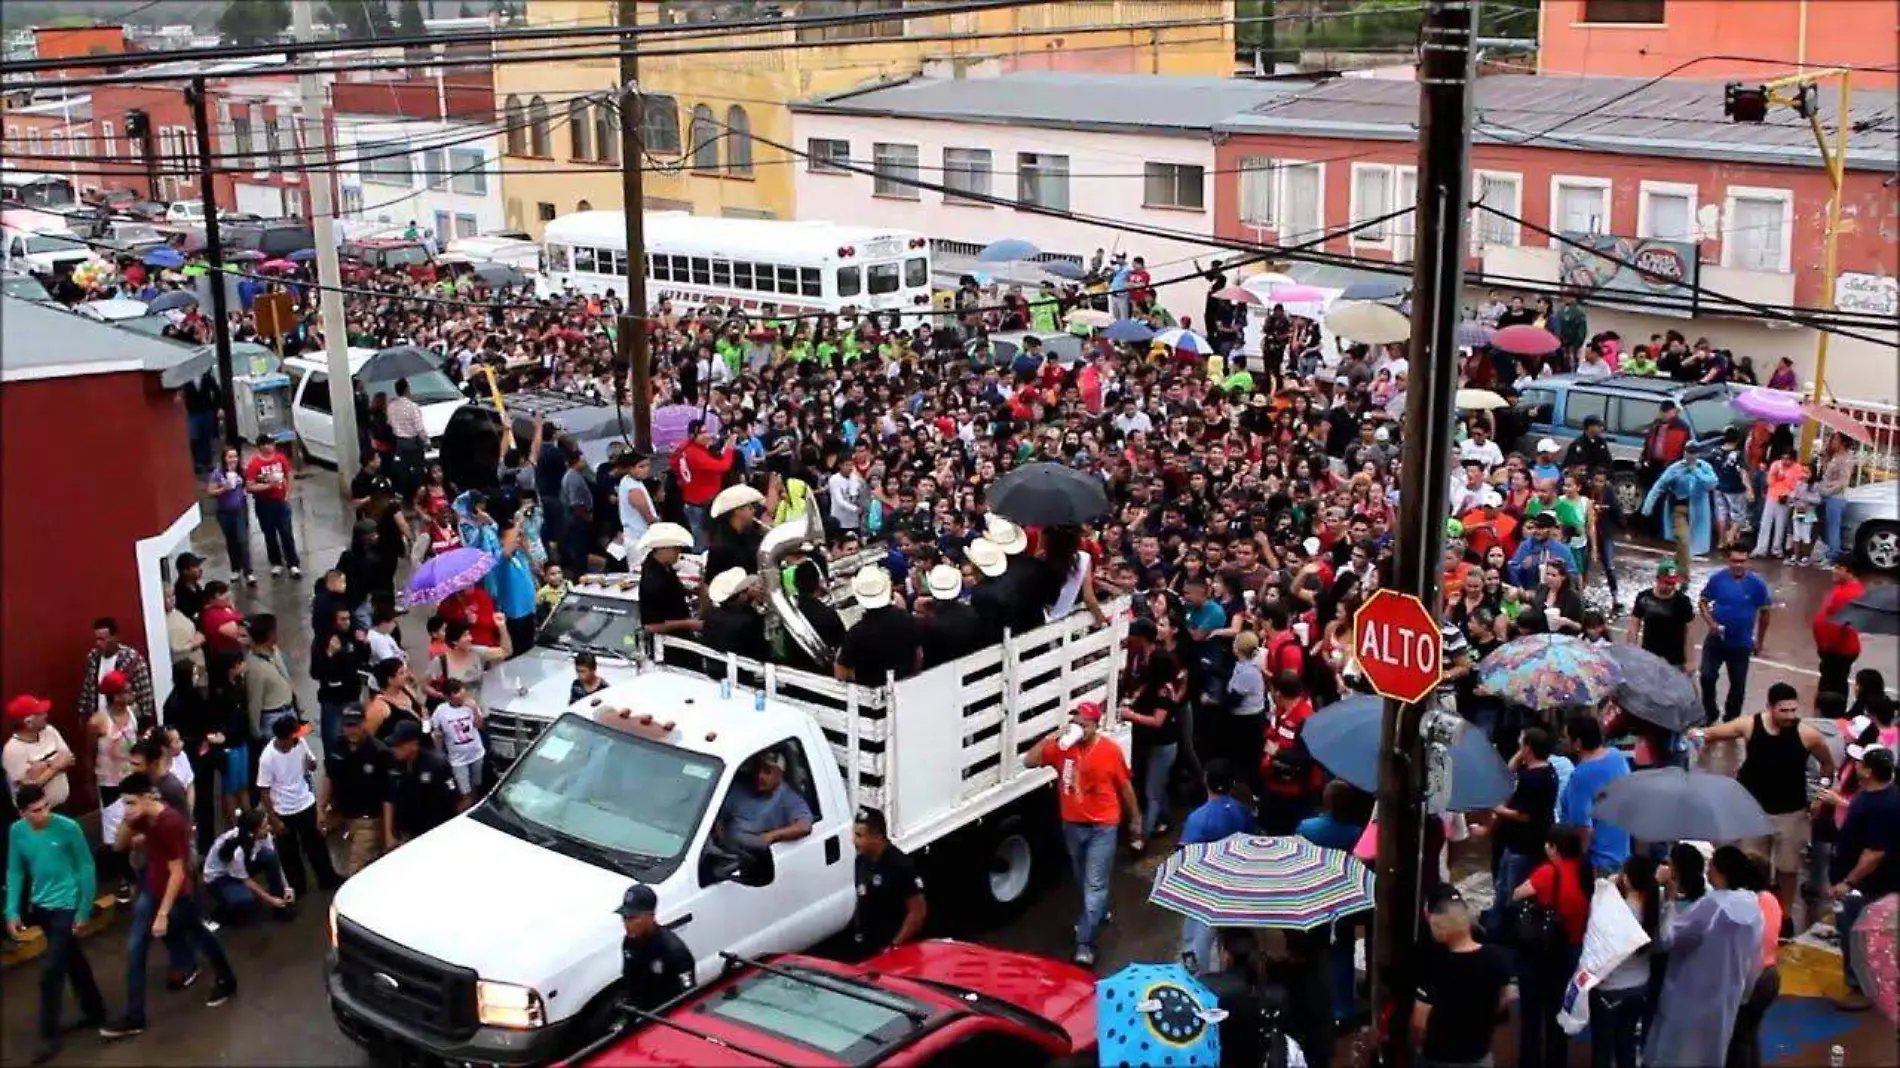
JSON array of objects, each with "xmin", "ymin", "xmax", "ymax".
[
  {"xmin": 1595, "ymin": 768, "xmax": 1772, "ymax": 843},
  {"xmin": 361, "ymin": 344, "xmax": 441, "ymax": 382},
  {"xmin": 987, "ymin": 461, "xmax": 1110, "ymax": 527},
  {"xmin": 1833, "ymin": 585, "xmax": 1900, "ymax": 636},
  {"xmin": 1605, "ymin": 642, "xmax": 1704, "ymax": 731},
  {"xmin": 474, "ymin": 263, "xmax": 532, "ymax": 288}
]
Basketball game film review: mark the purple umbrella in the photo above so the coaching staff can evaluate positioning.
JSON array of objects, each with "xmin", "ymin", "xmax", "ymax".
[
  {"xmin": 1731, "ymin": 387, "xmax": 1804, "ymax": 424},
  {"xmin": 402, "ymin": 547, "xmax": 495, "ymax": 607},
  {"xmin": 651, "ymin": 404, "xmax": 722, "ymax": 455}
]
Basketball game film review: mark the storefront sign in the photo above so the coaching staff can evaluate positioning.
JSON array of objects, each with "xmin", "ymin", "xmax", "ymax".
[{"xmin": 1835, "ymin": 272, "xmax": 1897, "ymax": 318}]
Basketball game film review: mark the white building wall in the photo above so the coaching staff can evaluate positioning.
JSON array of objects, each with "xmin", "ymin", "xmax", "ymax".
[
  {"xmin": 332, "ymin": 116, "xmax": 504, "ymax": 242},
  {"xmin": 791, "ymin": 112, "xmax": 1234, "ymax": 325}
]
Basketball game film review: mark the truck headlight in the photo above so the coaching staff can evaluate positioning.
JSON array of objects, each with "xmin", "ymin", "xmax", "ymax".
[{"xmin": 476, "ymin": 980, "xmax": 546, "ymax": 1029}]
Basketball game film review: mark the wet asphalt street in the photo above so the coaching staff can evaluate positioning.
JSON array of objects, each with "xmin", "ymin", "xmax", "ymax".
[{"xmin": 1, "ymin": 472, "xmax": 1893, "ymax": 1068}]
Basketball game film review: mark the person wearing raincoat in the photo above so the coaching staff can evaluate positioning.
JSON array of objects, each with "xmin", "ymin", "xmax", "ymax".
[
  {"xmin": 454, "ymin": 490, "xmax": 505, "ymax": 599},
  {"xmin": 1641, "ymin": 445, "xmax": 1719, "ymax": 581},
  {"xmin": 1645, "ymin": 846, "xmax": 1765, "ymax": 1068},
  {"xmin": 773, "ymin": 477, "xmax": 813, "ymax": 526}
]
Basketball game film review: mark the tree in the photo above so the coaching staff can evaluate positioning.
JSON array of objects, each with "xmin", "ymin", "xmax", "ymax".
[
  {"xmin": 397, "ymin": 0, "xmax": 427, "ymax": 34},
  {"xmin": 325, "ymin": 0, "xmax": 394, "ymax": 38},
  {"xmin": 217, "ymin": 0, "xmax": 292, "ymax": 45}
]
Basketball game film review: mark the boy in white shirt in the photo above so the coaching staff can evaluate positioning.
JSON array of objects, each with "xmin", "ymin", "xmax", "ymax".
[
  {"xmin": 429, "ymin": 680, "xmax": 486, "ymax": 801},
  {"xmin": 255, "ymin": 716, "xmax": 339, "ymax": 894}
]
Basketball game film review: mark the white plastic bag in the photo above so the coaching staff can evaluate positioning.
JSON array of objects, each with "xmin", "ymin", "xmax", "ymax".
[{"xmin": 1557, "ymin": 878, "xmax": 1653, "ymax": 1036}]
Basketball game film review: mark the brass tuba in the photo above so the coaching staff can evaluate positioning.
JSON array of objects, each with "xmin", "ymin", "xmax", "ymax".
[{"xmin": 758, "ymin": 507, "xmax": 831, "ymax": 664}]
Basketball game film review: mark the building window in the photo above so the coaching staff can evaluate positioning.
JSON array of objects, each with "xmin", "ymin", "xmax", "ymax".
[
  {"xmin": 231, "ymin": 107, "xmax": 254, "ymax": 164},
  {"xmin": 1348, "ymin": 163, "xmax": 1394, "ymax": 242},
  {"xmin": 569, "ymin": 101, "xmax": 593, "ymax": 161},
  {"xmin": 872, "ymin": 142, "xmax": 920, "ymax": 199},
  {"xmin": 423, "ymin": 148, "xmax": 448, "ymax": 191},
  {"xmin": 362, "ymin": 151, "xmax": 415, "ymax": 187},
  {"xmin": 689, "ymin": 104, "xmax": 719, "ymax": 171},
  {"xmin": 278, "ymin": 113, "xmax": 298, "ymax": 165},
  {"xmin": 595, "ymin": 102, "xmax": 619, "ymax": 164},
  {"xmin": 1471, "ymin": 170, "xmax": 1521, "ymax": 252},
  {"xmin": 942, "ymin": 147, "xmax": 992, "ymax": 204},
  {"xmin": 1722, "ymin": 187, "xmax": 1792, "ymax": 273},
  {"xmin": 641, "ymin": 94, "xmax": 680, "ymax": 154},
  {"xmin": 49, "ymin": 131, "xmax": 66, "ymax": 158},
  {"xmin": 578, "ymin": 199, "xmax": 592, "ymax": 211},
  {"xmin": 807, "ymin": 137, "xmax": 850, "ymax": 173},
  {"xmin": 455, "ymin": 213, "xmax": 479, "ymax": 238},
  {"xmin": 1550, "ymin": 176, "xmax": 1610, "ymax": 237},
  {"xmin": 1237, "ymin": 156, "xmax": 1275, "ymax": 227},
  {"xmin": 724, "ymin": 105, "xmax": 753, "ymax": 176},
  {"xmin": 1278, "ymin": 162, "xmax": 1324, "ymax": 244},
  {"xmin": 1582, "ymin": 0, "xmax": 1666, "ymax": 23},
  {"xmin": 504, "ymin": 96, "xmax": 526, "ymax": 155},
  {"xmin": 527, "ymin": 95, "xmax": 551, "ymax": 157},
  {"xmin": 263, "ymin": 113, "xmax": 282, "ymax": 168},
  {"xmin": 537, "ymin": 201, "xmax": 557, "ymax": 222},
  {"xmin": 1638, "ymin": 181, "xmax": 1696, "ymax": 241},
  {"xmin": 1143, "ymin": 162, "xmax": 1205, "ymax": 211},
  {"xmin": 449, "ymin": 148, "xmax": 488, "ymax": 195},
  {"xmin": 285, "ymin": 188, "xmax": 304, "ymax": 217},
  {"xmin": 341, "ymin": 186, "xmax": 363, "ymax": 215},
  {"xmin": 99, "ymin": 120, "xmax": 116, "ymax": 160},
  {"xmin": 1017, "ymin": 152, "xmax": 1069, "ymax": 211}
]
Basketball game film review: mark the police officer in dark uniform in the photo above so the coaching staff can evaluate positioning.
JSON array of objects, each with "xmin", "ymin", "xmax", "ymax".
[
  {"xmin": 850, "ymin": 810, "xmax": 926, "ymax": 961},
  {"xmin": 616, "ymin": 885, "xmax": 696, "ymax": 1012},
  {"xmin": 383, "ymin": 720, "xmax": 460, "ymax": 848},
  {"xmin": 318, "ymin": 707, "xmax": 391, "ymax": 876}
]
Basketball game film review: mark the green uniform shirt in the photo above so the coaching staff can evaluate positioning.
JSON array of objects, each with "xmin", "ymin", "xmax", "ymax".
[
  {"xmin": 716, "ymin": 338, "xmax": 744, "ymax": 376},
  {"xmin": 6, "ymin": 814, "xmax": 95, "ymax": 923},
  {"xmin": 1029, "ymin": 297, "xmax": 1060, "ymax": 332}
]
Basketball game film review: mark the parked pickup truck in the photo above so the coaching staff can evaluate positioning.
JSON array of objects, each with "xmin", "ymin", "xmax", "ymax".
[
  {"xmin": 567, "ymin": 942, "xmax": 1096, "ymax": 1067},
  {"xmin": 327, "ymin": 603, "xmax": 1131, "ymax": 1066}
]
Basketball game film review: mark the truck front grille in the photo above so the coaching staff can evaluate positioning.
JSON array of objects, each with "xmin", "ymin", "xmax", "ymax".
[{"xmin": 335, "ymin": 917, "xmax": 478, "ymax": 1039}]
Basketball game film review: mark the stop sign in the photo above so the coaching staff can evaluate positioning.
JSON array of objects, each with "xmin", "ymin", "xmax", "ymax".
[{"xmin": 1351, "ymin": 589, "xmax": 1443, "ymax": 704}]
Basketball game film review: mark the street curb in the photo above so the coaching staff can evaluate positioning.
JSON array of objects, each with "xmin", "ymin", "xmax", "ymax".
[{"xmin": 1, "ymin": 894, "xmax": 120, "ymax": 971}]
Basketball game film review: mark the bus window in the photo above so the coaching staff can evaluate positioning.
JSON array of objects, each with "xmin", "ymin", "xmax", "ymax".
[
  {"xmin": 712, "ymin": 260, "xmax": 731, "ymax": 286},
  {"xmin": 868, "ymin": 262, "xmax": 900, "ymax": 295},
  {"xmin": 905, "ymin": 256, "xmax": 928, "ymax": 288},
  {"xmin": 777, "ymin": 266, "xmax": 799, "ymax": 294},
  {"xmin": 733, "ymin": 262, "xmax": 753, "ymax": 289},
  {"xmin": 690, "ymin": 258, "xmax": 710, "ymax": 285},
  {"xmin": 651, "ymin": 256, "xmax": 670, "ymax": 281},
  {"xmin": 837, "ymin": 266, "xmax": 861, "ymax": 298},
  {"xmin": 608, "ymin": 250, "xmax": 627, "ymax": 276},
  {"xmin": 575, "ymin": 247, "xmax": 598, "ymax": 273},
  {"xmin": 754, "ymin": 263, "xmax": 776, "ymax": 291},
  {"xmin": 670, "ymin": 255, "xmax": 689, "ymax": 279},
  {"xmin": 547, "ymin": 244, "xmax": 570, "ymax": 272},
  {"xmin": 800, "ymin": 268, "xmax": 821, "ymax": 298}
]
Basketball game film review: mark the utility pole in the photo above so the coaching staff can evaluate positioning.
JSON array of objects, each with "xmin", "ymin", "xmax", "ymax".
[
  {"xmin": 1371, "ymin": 3, "xmax": 1476, "ymax": 1067},
  {"xmin": 617, "ymin": 0, "xmax": 653, "ymax": 453},
  {"xmin": 294, "ymin": 0, "xmax": 360, "ymax": 485},
  {"xmin": 186, "ymin": 77, "xmax": 240, "ymax": 443}
]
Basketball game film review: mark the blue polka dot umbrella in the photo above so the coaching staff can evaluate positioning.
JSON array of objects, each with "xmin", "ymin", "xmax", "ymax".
[
  {"xmin": 1149, "ymin": 834, "xmax": 1375, "ymax": 930},
  {"xmin": 1096, "ymin": 961, "xmax": 1223, "ymax": 1068}
]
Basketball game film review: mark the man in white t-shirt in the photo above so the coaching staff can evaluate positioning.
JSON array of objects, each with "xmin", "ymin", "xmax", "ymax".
[
  {"xmin": 616, "ymin": 453, "xmax": 656, "ymax": 556},
  {"xmin": 255, "ymin": 716, "xmax": 339, "ymax": 896},
  {"xmin": 366, "ymin": 606, "xmax": 405, "ymax": 665},
  {"xmin": 202, "ymin": 810, "xmax": 290, "ymax": 919},
  {"xmin": 428, "ymin": 680, "xmax": 486, "ymax": 799},
  {"xmin": 1458, "ymin": 424, "xmax": 1505, "ymax": 468},
  {"xmin": 827, "ymin": 464, "xmax": 866, "ymax": 534},
  {"xmin": 3, "ymin": 695, "xmax": 75, "ymax": 808}
]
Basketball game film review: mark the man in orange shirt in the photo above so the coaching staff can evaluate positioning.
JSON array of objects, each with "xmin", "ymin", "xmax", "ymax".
[{"xmin": 1026, "ymin": 702, "xmax": 1139, "ymax": 967}]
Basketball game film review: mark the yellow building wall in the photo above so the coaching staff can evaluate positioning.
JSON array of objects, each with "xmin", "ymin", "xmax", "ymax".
[{"xmin": 494, "ymin": 0, "xmax": 1236, "ymax": 235}]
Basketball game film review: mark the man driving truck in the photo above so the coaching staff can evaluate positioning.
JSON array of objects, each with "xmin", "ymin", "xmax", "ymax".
[{"xmin": 714, "ymin": 751, "xmax": 812, "ymax": 852}]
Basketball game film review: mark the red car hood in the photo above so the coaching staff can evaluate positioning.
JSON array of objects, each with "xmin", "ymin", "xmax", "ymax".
[{"xmin": 868, "ymin": 940, "xmax": 1097, "ymax": 1053}]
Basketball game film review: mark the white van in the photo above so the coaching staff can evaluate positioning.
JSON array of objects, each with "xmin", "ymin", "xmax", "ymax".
[
  {"xmin": 445, "ymin": 234, "xmax": 540, "ymax": 273},
  {"xmin": 281, "ymin": 346, "xmax": 465, "ymax": 465}
]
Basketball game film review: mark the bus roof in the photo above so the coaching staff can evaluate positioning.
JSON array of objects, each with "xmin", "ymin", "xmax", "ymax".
[{"xmin": 543, "ymin": 210, "xmax": 923, "ymax": 259}]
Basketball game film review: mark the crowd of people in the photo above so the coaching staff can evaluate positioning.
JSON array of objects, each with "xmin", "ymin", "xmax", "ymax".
[{"xmin": 4, "ymin": 246, "xmax": 1895, "ymax": 1068}]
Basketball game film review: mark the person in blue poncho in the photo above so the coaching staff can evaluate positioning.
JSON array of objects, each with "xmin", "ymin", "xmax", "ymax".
[{"xmin": 1642, "ymin": 445, "xmax": 1719, "ymax": 581}]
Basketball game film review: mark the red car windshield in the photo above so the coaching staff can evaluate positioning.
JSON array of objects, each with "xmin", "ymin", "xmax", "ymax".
[{"xmin": 693, "ymin": 968, "xmax": 925, "ymax": 1062}]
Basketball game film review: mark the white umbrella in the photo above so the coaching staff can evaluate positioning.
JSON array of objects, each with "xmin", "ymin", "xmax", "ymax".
[
  {"xmin": 1066, "ymin": 308, "xmax": 1113, "ymax": 329},
  {"xmin": 1456, "ymin": 388, "xmax": 1508, "ymax": 411},
  {"xmin": 1324, "ymin": 300, "xmax": 1410, "ymax": 344}
]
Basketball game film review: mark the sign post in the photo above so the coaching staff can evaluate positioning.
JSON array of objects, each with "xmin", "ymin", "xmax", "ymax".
[{"xmin": 1352, "ymin": 590, "xmax": 1444, "ymax": 705}]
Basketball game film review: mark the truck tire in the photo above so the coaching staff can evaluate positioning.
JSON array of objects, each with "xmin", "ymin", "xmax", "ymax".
[{"xmin": 981, "ymin": 814, "xmax": 1039, "ymax": 917}]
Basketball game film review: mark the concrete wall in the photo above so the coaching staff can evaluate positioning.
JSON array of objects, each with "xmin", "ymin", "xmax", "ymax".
[{"xmin": 1537, "ymin": 0, "xmax": 1900, "ymax": 91}]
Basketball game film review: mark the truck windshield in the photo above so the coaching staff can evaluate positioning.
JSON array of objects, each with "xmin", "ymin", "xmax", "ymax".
[
  {"xmin": 538, "ymin": 593, "xmax": 643, "ymax": 658},
  {"xmin": 22, "ymin": 233, "xmax": 86, "ymax": 255},
  {"xmin": 482, "ymin": 715, "xmax": 721, "ymax": 873},
  {"xmin": 381, "ymin": 246, "xmax": 430, "ymax": 268}
]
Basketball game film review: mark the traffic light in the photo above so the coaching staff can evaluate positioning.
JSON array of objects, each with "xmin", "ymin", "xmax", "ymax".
[
  {"xmin": 125, "ymin": 108, "xmax": 149, "ymax": 138},
  {"xmin": 1724, "ymin": 83, "xmax": 1770, "ymax": 123}
]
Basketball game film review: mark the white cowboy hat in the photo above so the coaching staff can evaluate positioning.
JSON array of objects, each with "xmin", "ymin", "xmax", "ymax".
[
  {"xmin": 707, "ymin": 567, "xmax": 753, "ymax": 607},
  {"xmin": 925, "ymin": 564, "xmax": 963, "ymax": 601},
  {"xmin": 636, "ymin": 522, "xmax": 693, "ymax": 555},
  {"xmin": 984, "ymin": 514, "xmax": 1028, "ymax": 555},
  {"xmin": 1536, "ymin": 437, "xmax": 1559, "ymax": 454},
  {"xmin": 711, "ymin": 484, "xmax": 765, "ymax": 518},
  {"xmin": 966, "ymin": 538, "xmax": 1008, "ymax": 578},
  {"xmin": 851, "ymin": 567, "xmax": 893, "ymax": 610}
]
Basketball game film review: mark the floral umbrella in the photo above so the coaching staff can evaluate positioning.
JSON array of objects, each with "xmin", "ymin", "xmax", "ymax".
[
  {"xmin": 1851, "ymin": 892, "xmax": 1897, "ymax": 1022},
  {"xmin": 402, "ymin": 547, "xmax": 495, "ymax": 607},
  {"xmin": 1477, "ymin": 633, "xmax": 1624, "ymax": 709}
]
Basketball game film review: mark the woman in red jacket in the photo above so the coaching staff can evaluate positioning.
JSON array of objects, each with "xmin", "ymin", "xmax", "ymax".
[{"xmin": 1813, "ymin": 554, "xmax": 1865, "ymax": 697}]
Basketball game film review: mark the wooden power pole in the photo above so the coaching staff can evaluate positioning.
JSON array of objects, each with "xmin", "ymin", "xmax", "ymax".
[{"xmin": 617, "ymin": 0, "xmax": 653, "ymax": 453}]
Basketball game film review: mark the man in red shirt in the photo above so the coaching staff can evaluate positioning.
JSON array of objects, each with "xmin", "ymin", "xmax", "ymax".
[
  {"xmin": 1813, "ymin": 554, "xmax": 1865, "ymax": 698},
  {"xmin": 1025, "ymin": 702, "xmax": 1138, "ymax": 967},
  {"xmin": 1259, "ymin": 672, "xmax": 1320, "ymax": 834},
  {"xmin": 672, "ymin": 419, "xmax": 734, "ymax": 546},
  {"xmin": 99, "ymin": 773, "xmax": 238, "ymax": 1039},
  {"xmin": 198, "ymin": 582, "xmax": 248, "ymax": 659},
  {"xmin": 243, "ymin": 435, "xmax": 301, "ymax": 579}
]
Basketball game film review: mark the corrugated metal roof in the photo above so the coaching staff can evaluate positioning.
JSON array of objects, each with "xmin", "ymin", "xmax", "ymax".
[
  {"xmin": 1215, "ymin": 74, "xmax": 1899, "ymax": 171},
  {"xmin": 1, "ymin": 296, "xmax": 202, "ymax": 382},
  {"xmin": 794, "ymin": 72, "xmax": 1315, "ymax": 136}
]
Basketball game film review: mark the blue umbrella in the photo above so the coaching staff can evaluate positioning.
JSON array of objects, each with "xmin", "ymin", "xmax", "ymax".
[
  {"xmin": 1043, "ymin": 260, "xmax": 1087, "ymax": 280},
  {"xmin": 1595, "ymin": 768, "xmax": 1772, "ymax": 843},
  {"xmin": 1454, "ymin": 320, "xmax": 1495, "ymax": 349},
  {"xmin": 1097, "ymin": 962, "xmax": 1222, "ymax": 1068},
  {"xmin": 288, "ymin": 248, "xmax": 319, "ymax": 262},
  {"xmin": 143, "ymin": 247, "xmax": 185, "ymax": 268},
  {"xmin": 146, "ymin": 290, "xmax": 198, "ymax": 313},
  {"xmin": 1301, "ymin": 695, "xmax": 1513, "ymax": 810},
  {"xmin": 1340, "ymin": 278, "xmax": 1408, "ymax": 302},
  {"xmin": 970, "ymin": 270, "xmax": 993, "ymax": 286},
  {"xmin": 1105, "ymin": 318, "xmax": 1156, "ymax": 344},
  {"xmin": 977, "ymin": 238, "xmax": 1041, "ymax": 263}
]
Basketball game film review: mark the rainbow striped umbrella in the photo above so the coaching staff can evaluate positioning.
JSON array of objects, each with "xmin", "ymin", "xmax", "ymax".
[{"xmin": 1149, "ymin": 835, "xmax": 1374, "ymax": 930}]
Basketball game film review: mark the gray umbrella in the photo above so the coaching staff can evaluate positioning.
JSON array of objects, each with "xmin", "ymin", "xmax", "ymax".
[
  {"xmin": 1339, "ymin": 278, "xmax": 1407, "ymax": 302},
  {"xmin": 1831, "ymin": 584, "xmax": 1899, "ymax": 636},
  {"xmin": 1595, "ymin": 768, "xmax": 1772, "ymax": 843},
  {"xmin": 1605, "ymin": 643, "xmax": 1704, "ymax": 731},
  {"xmin": 474, "ymin": 263, "xmax": 533, "ymax": 289},
  {"xmin": 361, "ymin": 344, "xmax": 441, "ymax": 381},
  {"xmin": 146, "ymin": 289, "xmax": 198, "ymax": 313}
]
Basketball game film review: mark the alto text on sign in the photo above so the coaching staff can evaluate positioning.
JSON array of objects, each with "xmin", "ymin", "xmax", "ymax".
[{"xmin": 1352, "ymin": 589, "xmax": 1443, "ymax": 704}]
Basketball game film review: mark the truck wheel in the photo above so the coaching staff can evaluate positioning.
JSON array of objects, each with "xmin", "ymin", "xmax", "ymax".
[
  {"xmin": 978, "ymin": 814, "xmax": 1038, "ymax": 918},
  {"xmin": 1857, "ymin": 521, "xmax": 1900, "ymax": 572}
]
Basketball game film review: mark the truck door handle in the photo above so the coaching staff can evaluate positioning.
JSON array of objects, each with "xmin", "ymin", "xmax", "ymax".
[{"xmin": 825, "ymin": 836, "xmax": 841, "ymax": 865}]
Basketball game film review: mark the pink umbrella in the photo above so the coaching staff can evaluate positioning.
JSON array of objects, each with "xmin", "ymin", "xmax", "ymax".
[
  {"xmin": 1269, "ymin": 283, "xmax": 1325, "ymax": 304},
  {"xmin": 258, "ymin": 258, "xmax": 298, "ymax": 274},
  {"xmin": 1801, "ymin": 402, "xmax": 1874, "ymax": 443},
  {"xmin": 1213, "ymin": 285, "xmax": 1262, "ymax": 305},
  {"xmin": 1850, "ymin": 892, "xmax": 1897, "ymax": 1022},
  {"xmin": 1731, "ymin": 388, "xmax": 1804, "ymax": 425},
  {"xmin": 1492, "ymin": 324, "xmax": 1562, "ymax": 356}
]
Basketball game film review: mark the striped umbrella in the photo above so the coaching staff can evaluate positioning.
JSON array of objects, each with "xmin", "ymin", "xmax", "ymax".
[{"xmin": 1149, "ymin": 834, "xmax": 1374, "ymax": 930}]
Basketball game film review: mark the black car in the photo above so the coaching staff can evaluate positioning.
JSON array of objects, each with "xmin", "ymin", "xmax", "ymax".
[{"xmin": 222, "ymin": 218, "xmax": 316, "ymax": 258}]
